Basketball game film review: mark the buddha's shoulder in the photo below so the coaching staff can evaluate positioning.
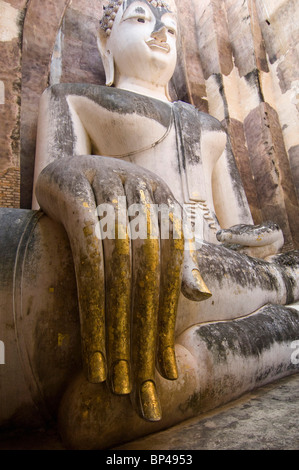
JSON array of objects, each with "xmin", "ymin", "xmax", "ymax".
[
  {"xmin": 41, "ymin": 83, "xmax": 171, "ymax": 125},
  {"xmin": 42, "ymin": 83, "xmax": 133, "ymax": 107},
  {"xmin": 43, "ymin": 83, "xmax": 164, "ymax": 109},
  {"xmin": 174, "ymin": 100, "xmax": 226, "ymax": 134},
  {"xmin": 42, "ymin": 83, "xmax": 103, "ymax": 98}
]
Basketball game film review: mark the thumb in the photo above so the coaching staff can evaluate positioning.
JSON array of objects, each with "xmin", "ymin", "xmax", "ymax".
[{"xmin": 181, "ymin": 248, "xmax": 212, "ymax": 302}]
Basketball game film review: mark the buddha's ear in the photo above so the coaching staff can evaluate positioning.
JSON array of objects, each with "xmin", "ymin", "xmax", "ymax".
[{"xmin": 97, "ymin": 29, "xmax": 114, "ymax": 87}]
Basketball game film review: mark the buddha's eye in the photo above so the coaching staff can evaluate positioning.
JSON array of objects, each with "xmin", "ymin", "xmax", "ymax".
[
  {"xmin": 168, "ymin": 28, "xmax": 175, "ymax": 35},
  {"xmin": 137, "ymin": 18, "xmax": 146, "ymax": 23}
]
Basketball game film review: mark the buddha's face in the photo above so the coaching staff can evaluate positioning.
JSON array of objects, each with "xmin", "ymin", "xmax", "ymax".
[{"xmin": 105, "ymin": 0, "xmax": 178, "ymax": 90}]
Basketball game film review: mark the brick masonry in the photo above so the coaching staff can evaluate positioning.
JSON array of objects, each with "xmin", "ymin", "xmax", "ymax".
[
  {"xmin": 0, "ymin": 166, "xmax": 20, "ymax": 208},
  {"xmin": 0, "ymin": 0, "xmax": 27, "ymax": 209}
]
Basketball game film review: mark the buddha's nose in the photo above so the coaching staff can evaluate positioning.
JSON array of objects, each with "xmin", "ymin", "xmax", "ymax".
[{"xmin": 151, "ymin": 21, "xmax": 167, "ymax": 42}]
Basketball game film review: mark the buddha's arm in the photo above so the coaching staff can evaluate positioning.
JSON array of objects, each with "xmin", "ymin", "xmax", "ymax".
[
  {"xmin": 212, "ymin": 138, "xmax": 253, "ymax": 229},
  {"xmin": 33, "ymin": 84, "xmax": 92, "ymax": 209}
]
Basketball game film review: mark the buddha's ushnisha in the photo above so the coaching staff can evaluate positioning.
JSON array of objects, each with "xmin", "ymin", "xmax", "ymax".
[{"xmin": 100, "ymin": 0, "xmax": 170, "ymax": 36}]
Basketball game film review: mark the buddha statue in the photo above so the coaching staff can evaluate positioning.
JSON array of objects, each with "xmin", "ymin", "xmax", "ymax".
[{"xmin": 0, "ymin": 0, "xmax": 298, "ymax": 449}]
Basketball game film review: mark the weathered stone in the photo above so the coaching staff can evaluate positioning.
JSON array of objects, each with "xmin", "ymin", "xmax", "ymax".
[
  {"xmin": 224, "ymin": 0, "xmax": 268, "ymax": 77},
  {"xmin": 0, "ymin": 1, "xmax": 26, "ymax": 209},
  {"xmin": 244, "ymin": 103, "xmax": 299, "ymax": 250},
  {"xmin": 194, "ymin": 0, "xmax": 233, "ymax": 80},
  {"xmin": 20, "ymin": 0, "xmax": 69, "ymax": 209},
  {"xmin": 1, "ymin": 0, "xmax": 298, "ymax": 223},
  {"xmin": 223, "ymin": 117, "xmax": 263, "ymax": 224},
  {"xmin": 276, "ymin": 45, "xmax": 299, "ymax": 95},
  {"xmin": 57, "ymin": 6, "xmax": 105, "ymax": 85},
  {"xmin": 289, "ymin": 145, "xmax": 299, "ymax": 200},
  {"xmin": 0, "ymin": 1, "xmax": 20, "ymax": 42},
  {"xmin": 255, "ymin": 0, "xmax": 299, "ymax": 65},
  {"xmin": 0, "ymin": 69, "xmax": 21, "ymax": 172},
  {"xmin": 5, "ymin": 0, "xmax": 27, "ymax": 8},
  {"xmin": 0, "ymin": 209, "xmax": 81, "ymax": 429},
  {"xmin": 174, "ymin": 0, "xmax": 208, "ymax": 110},
  {"xmin": 57, "ymin": 304, "xmax": 299, "ymax": 449}
]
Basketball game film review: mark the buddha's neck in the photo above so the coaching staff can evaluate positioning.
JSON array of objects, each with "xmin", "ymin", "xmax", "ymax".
[{"xmin": 114, "ymin": 76, "xmax": 170, "ymax": 103}]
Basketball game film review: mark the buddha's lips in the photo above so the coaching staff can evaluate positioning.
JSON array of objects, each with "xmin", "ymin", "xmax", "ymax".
[{"xmin": 145, "ymin": 39, "xmax": 170, "ymax": 52}]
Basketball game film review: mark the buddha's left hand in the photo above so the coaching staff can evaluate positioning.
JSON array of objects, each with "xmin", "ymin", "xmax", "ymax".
[{"xmin": 216, "ymin": 221, "xmax": 284, "ymax": 258}]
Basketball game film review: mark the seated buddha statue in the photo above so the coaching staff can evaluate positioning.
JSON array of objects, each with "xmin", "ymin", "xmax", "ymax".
[{"xmin": 0, "ymin": 0, "xmax": 298, "ymax": 449}]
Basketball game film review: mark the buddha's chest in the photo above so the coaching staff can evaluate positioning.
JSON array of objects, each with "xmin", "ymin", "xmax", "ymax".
[
  {"xmin": 66, "ymin": 93, "xmax": 220, "ymax": 241},
  {"xmin": 67, "ymin": 94, "xmax": 172, "ymax": 158}
]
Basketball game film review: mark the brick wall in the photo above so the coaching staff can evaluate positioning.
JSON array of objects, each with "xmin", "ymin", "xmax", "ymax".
[
  {"xmin": 0, "ymin": 0, "xmax": 27, "ymax": 209},
  {"xmin": 0, "ymin": 167, "xmax": 20, "ymax": 208}
]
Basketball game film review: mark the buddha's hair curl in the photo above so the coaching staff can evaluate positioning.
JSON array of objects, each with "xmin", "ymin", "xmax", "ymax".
[{"xmin": 99, "ymin": 0, "xmax": 170, "ymax": 36}]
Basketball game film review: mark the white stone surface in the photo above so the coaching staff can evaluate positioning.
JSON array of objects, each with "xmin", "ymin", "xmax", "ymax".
[
  {"xmin": 0, "ymin": 80, "xmax": 4, "ymax": 104},
  {"xmin": 0, "ymin": 1, "xmax": 19, "ymax": 42}
]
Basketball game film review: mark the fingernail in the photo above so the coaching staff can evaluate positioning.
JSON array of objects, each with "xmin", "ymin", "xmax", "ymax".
[
  {"xmin": 112, "ymin": 360, "xmax": 131, "ymax": 395},
  {"xmin": 140, "ymin": 380, "xmax": 162, "ymax": 422},
  {"xmin": 89, "ymin": 351, "xmax": 106, "ymax": 383},
  {"xmin": 162, "ymin": 347, "xmax": 178, "ymax": 380}
]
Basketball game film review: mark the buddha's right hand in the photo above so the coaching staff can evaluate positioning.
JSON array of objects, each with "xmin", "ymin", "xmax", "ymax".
[{"xmin": 36, "ymin": 155, "xmax": 196, "ymax": 422}]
